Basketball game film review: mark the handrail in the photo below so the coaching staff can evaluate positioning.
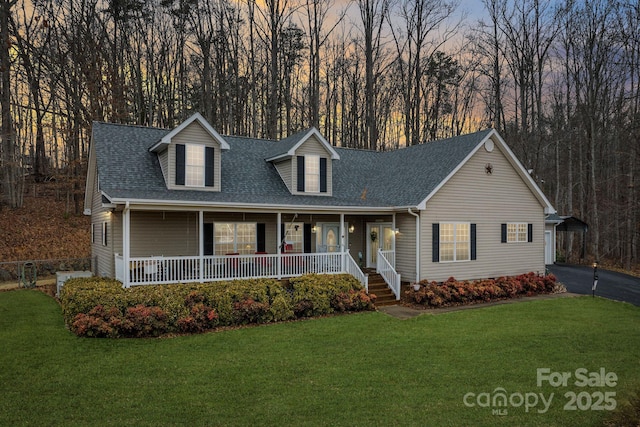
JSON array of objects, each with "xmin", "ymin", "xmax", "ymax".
[
  {"xmin": 377, "ymin": 249, "xmax": 401, "ymax": 300},
  {"xmin": 345, "ymin": 252, "xmax": 368, "ymax": 292},
  {"xmin": 120, "ymin": 252, "xmax": 355, "ymax": 286}
]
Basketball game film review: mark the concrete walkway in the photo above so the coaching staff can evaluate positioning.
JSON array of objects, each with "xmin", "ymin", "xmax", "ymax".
[{"xmin": 377, "ymin": 292, "xmax": 580, "ymax": 319}]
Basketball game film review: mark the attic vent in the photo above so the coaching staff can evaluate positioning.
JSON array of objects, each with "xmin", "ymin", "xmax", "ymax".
[{"xmin": 484, "ymin": 140, "xmax": 495, "ymax": 152}]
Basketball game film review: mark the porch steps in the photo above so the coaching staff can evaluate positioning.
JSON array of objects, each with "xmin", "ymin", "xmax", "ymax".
[{"xmin": 367, "ymin": 273, "xmax": 398, "ymax": 307}]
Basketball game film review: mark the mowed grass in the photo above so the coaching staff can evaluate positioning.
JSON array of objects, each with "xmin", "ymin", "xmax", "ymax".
[{"xmin": 1, "ymin": 291, "xmax": 639, "ymax": 426}]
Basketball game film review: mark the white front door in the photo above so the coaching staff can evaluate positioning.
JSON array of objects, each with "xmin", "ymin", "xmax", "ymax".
[{"xmin": 366, "ymin": 223, "xmax": 394, "ymax": 268}]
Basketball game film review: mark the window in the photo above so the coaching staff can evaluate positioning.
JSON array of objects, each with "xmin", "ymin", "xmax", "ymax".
[
  {"xmin": 283, "ymin": 222, "xmax": 304, "ymax": 253},
  {"xmin": 502, "ymin": 223, "xmax": 532, "ymax": 243},
  {"xmin": 214, "ymin": 223, "xmax": 257, "ymax": 255},
  {"xmin": 185, "ymin": 144, "xmax": 205, "ymax": 187},
  {"xmin": 102, "ymin": 222, "xmax": 108, "ymax": 246},
  {"xmin": 508, "ymin": 223, "xmax": 528, "ymax": 242},
  {"xmin": 440, "ymin": 223, "xmax": 470, "ymax": 262},
  {"xmin": 305, "ymin": 155, "xmax": 320, "ymax": 193}
]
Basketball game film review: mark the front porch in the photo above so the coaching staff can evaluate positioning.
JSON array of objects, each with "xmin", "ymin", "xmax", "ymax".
[
  {"xmin": 111, "ymin": 209, "xmax": 402, "ymax": 299},
  {"xmin": 115, "ymin": 250, "xmax": 401, "ymax": 300}
]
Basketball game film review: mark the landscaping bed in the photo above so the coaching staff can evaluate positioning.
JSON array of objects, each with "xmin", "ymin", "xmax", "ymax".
[
  {"xmin": 59, "ymin": 274, "xmax": 375, "ymax": 338},
  {"xmin": 404, "ymin": 272, "xmax": 564, "ymax": 309}
]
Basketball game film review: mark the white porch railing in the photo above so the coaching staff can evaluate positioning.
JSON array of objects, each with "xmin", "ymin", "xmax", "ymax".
[
  {"xmin": 377, "ymin": 249, "xmax": 401, "ymax": 300},
  {"xmin": 345, "ymin": 252, "xmax": 368, "ymax": 292},
  {"xmin": 379, "ymin": 250, "xmax": 396, "ymax": 269},
  {"xmin": 119, "ymin": 252, "xmax": 369, "ymax": 288}
]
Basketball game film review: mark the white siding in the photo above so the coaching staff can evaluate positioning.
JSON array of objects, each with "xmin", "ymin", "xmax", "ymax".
[
  {"xmin": 166, "ymin": 121, "xmax": 222, "ymax": 192},
  {"xmin": 420, "ymin": 142, "xmax": 546, "ymax": 282}
]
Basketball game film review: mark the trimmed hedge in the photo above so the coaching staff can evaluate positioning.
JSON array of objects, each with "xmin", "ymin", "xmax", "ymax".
[
  {"xmin": 60, "ymin": 274, "xmax": 375, "ymax": 338},
  {"xmin": 405, "ymin": 272, "xmax": 561, "ymax": 308}
]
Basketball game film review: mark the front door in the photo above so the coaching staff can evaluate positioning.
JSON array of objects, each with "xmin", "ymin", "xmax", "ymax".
[
  {"xmin": 319, "ymin": 223, "xmax": 341, "ymax": 252},
  {"xmin": 367, "ymin": 223, "xmax": 394, "ymax": 268}
]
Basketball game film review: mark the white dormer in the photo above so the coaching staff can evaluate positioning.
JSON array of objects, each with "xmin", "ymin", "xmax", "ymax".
[
  {"xmin": 265, "ymin": 128, "xmax": 339, "ymax": 197},
  {"xmin": 149, "ymin": 113, "xmax": 229, "ymax": 192}
]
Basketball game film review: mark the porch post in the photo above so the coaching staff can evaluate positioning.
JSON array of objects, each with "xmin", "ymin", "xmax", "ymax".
[
  {"xmin": 122, "ymin": 202, "xmax": 130, "ymax": 288},
  {"xmin": 340, "ymin": 213, "xmax": 345, "ymax": 272},
  {"xmin": 198, "ymin": 210, "xmax": 204, "ymax": 283},
  {"xmin": 277, "ymin": 212, "xmax": 282, "ymax": 280}
]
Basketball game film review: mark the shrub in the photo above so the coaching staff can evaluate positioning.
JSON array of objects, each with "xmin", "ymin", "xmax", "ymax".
[
  {"xmin": 332, "ymin": 289, "xmax": 377, "ymax": 312},
  {"xmin": 406, "ymin": 272, "xmax": 560, "ymax": 308},
  {"xmin": 123, "ymin": 305, "xmax": 169, "ymax": 337},
  {"xmin": 71, "ymin": 305, "xmax": 124, "ymax": 338},
  {"xmin": 60, "ymin": 273, "xmax": 372, "ymax": 337}
]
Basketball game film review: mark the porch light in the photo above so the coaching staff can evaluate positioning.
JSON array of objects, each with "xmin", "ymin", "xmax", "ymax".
[
  {"xmin": 393, "ymin": 228, "xmax": 400, "ymax": 235},
  {"xmin": 348, "ymin": 224, "xmax": 355, "ymax": 233},
  {"xmin": 311, "ymin": 225, "xmax": 317, "ymax": 234}
]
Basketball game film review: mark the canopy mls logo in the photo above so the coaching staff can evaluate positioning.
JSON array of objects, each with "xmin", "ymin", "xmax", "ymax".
[{"xmin": 463, "ymin": 368, "xmax": 618, "ymax": 416}]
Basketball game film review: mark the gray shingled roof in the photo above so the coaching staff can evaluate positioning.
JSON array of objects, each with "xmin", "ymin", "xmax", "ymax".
[{"xmin": 92, "ymin": 121, "xmax": 492, "ymax": 209}]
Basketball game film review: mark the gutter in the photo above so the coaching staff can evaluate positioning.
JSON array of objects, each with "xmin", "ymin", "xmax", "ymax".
[{"xmin": 408, "ymin": 208, "xmax": 420, "ymax": 283}]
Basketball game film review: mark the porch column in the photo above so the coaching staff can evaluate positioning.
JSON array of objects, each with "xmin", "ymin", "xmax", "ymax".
[
  {"xmin": 198, "ymin": 210, "xmax": 204, "ymax": 283},
  {"xmin": 277, "ymin": 212, "xmax": 282, "ymax": 280},
  {"xmin": 340, "ymin": 213, "xmax": 345, "ymax": 272},
  {"xmin": 122, "ymin": 202, "xmax": 130, "ymax": 288}
]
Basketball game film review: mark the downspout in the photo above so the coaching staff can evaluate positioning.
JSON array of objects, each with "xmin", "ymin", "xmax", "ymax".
[
  {"xmin": 408, "ymin": 208, "xmax": 420, "ymax": 283},
  {"xmin": 123, "ymin": 201, "xmax": 130, "ymax": 288}
]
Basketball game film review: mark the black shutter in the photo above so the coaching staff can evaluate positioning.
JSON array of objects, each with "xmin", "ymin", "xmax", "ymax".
[
  {"xmin": 320, "ymin": 157, "xmax": 327, "ymax": 193},
  {"xmin": 204, "ymin": 223, "xmax": 214, "ymax": 255},
  {"xmin": 528, "ymin": 224, "xmax": 533, "ymax": 242},
  {"xmin": 304, "ymin": 224, "xmax": 312, "ymax": 253},
  {"xmin": 257, "ymin": 223, "xmax": 266, "ymax": 253},
  {"xmin": 501, "ymin": 224, "xmax": 507, "ymax": 243},
  {"xmin": 297, "ymin": 156, "xmax": 305, "ymax": 192},
  {"xmin": 205, "ymin": 146, "xmax": 215, "ymax": 187},
  {"xmin": 432, "ymin": 223, "xmax": 440, "ymax": 262},
  {"xmin": 471, "ymin": 224, "xmax": 477, "ymax": 260},
  {"xmin": 175, "ymin": 144, "xmax": 185, "ymax": 185}
]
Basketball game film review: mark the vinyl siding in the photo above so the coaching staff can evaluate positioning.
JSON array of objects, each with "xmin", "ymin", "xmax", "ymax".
[
  {"xmin": 90, "ymin": 170, "xmax": 114, "ymax": 277},
  {"xmin": 293, "ymin": 135, "xmax": 332, "ymax": 196},
  {"xmin": 421, "ymin": 141, "xmax": 546, "ymax": 282},
  {"xmin": 158, "ymin": 150, "xmax": 168, "ymax": 184},
  {"xmin": 395, "ymin": 213, "xmax": 417, "ymax": 283},
  {"xmin": 166, "ymin": 121, "xmax": 222, "ymax": 191},
  {"xmin": 130, "ymin": 211, "xmax": 199, "ymax": 256},
  {"xmin": 274, "ymin": 159, "xmax": 293, "ymax": 192}
]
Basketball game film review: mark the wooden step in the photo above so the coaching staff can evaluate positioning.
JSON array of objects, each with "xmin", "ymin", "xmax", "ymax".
[{"xmin": 366, "ymin": 273, "xmax": 399, "ymax": 306}]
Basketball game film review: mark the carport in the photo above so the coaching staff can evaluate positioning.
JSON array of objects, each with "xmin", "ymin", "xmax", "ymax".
[{"xmin": 545, "ymin": 214, "xmax": 589, "ymax": 263}]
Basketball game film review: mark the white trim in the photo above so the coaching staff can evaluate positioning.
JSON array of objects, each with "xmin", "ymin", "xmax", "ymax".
[
  {"xmin": 149, "ymin": 112, "xmax": 230, "ymax": 152},
  {"xmin": 417, "ymin": 130, "xmax": 556, "ymax": 214},
  {"xmin": 407, "ymin": 208, "xmax": 420, "ymax": 282},
  {"xmin": 438, "ymin": 222, "xmax": 471, "ymax": 263},
  {"xmin": 105, "ymin": 196, "xmax": 397, "ymax": 213},
  {"xmin": 265, "ymin": 127, "xmax": 340, "ymax": 162}
]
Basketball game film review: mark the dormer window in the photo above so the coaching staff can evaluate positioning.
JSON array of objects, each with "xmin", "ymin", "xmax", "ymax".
[
  {"xmin": 185, "ymin": 144, "xmax": 205, "ymax": 187},
  {"xmin": 305, "ymin": 155, "xmax": 320, "ymax": 193},
  {"xmin": 296, "ymin": 155, "xmax": 327, "ymax": 194},
  {"xmin": 176, "ymin": 143, "xmax": 215, "ymax": 188}
]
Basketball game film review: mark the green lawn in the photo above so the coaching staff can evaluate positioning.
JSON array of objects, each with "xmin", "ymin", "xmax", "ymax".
[{"xmin": 1, "ymin": 290, "xmax": 639, "ymax": 426}]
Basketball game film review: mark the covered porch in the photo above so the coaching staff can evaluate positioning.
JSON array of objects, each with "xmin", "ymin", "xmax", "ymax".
[{"xmin": 113, "ymin": 207, "xmax": 402, "ymax": 299}]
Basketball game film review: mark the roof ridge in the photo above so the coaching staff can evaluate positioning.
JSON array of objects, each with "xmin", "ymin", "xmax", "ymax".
[{"xmin": 92, "ymin": 121, "xmax": 171, "ymax": 131}]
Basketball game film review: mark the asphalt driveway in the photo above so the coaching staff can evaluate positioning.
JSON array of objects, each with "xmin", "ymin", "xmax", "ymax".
[{"xmin": 547, "ymin": 264, "xmax": 640, "ymax": 306}]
